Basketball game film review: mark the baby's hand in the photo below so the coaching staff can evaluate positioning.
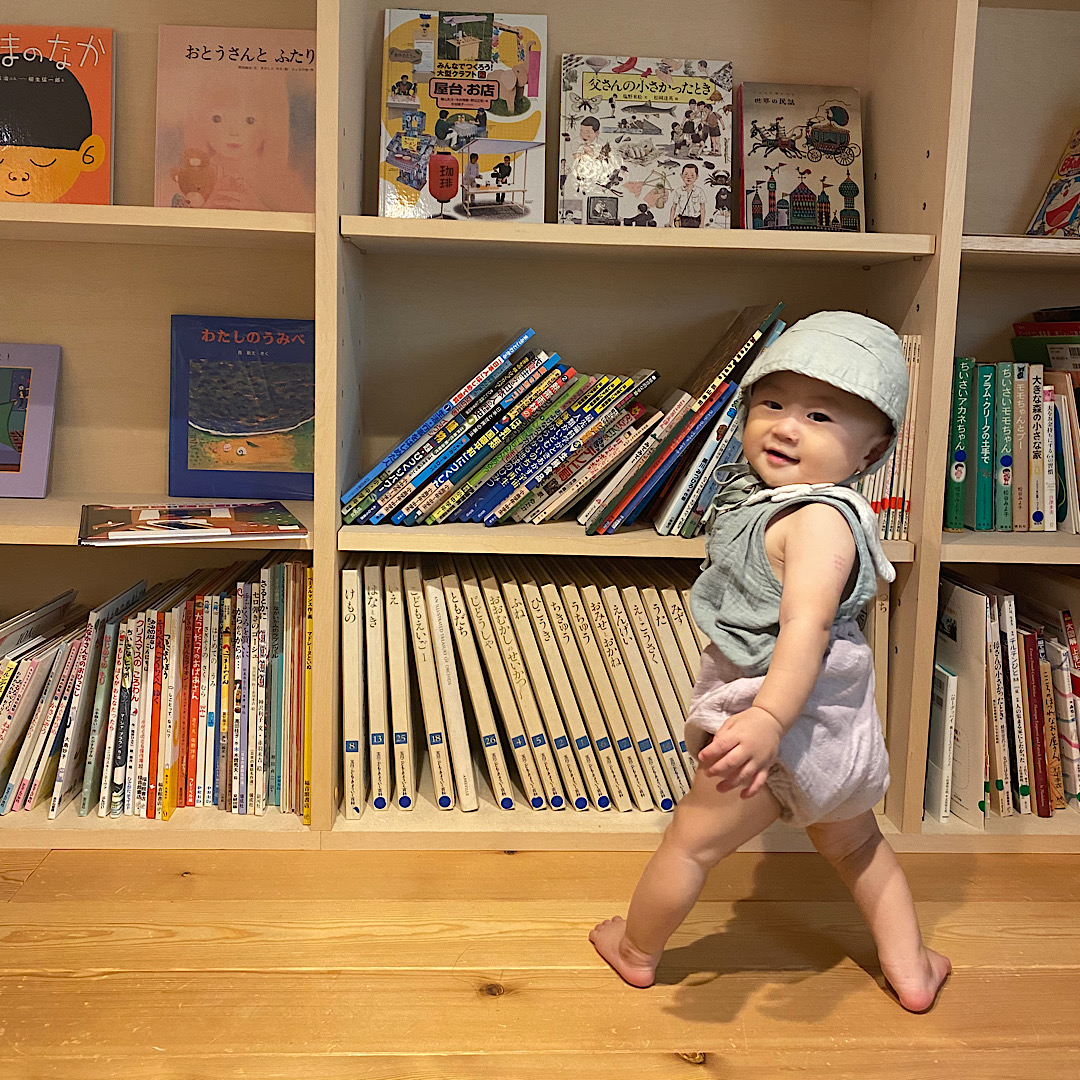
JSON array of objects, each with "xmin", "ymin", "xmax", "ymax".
[{"xmin": 697, "ymin": 706, "xmax": 783, "ymax": 798}]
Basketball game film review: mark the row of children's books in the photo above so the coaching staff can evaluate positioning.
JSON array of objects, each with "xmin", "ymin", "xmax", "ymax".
[
  {"xmin": 0, "ymin": 555, "xmax": 313, "ymax": 823},
  {"xmin": 340, "ymin": 306, "xmax": 784, "ymax": 534},
  {"xmin": 342, "ymin": 552, "xmax": 890, "ymax": 815},
  {"xmin": 945, "ymin": 356, "xmax": 1080, "ymax": 533},
  {"xmin": 929, "ymin": 567, "xmax": 1080, "ymax": 826}
]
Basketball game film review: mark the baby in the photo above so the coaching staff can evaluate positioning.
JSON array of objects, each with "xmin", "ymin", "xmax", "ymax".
[{"xmin": 590, "ymin": 311, "xmax": 950, "ymax": 1013}]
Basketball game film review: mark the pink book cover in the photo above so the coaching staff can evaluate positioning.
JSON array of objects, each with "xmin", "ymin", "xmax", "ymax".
[{"xmin": 154, "ymin": 25, "xmax": 316, "ymax": 212}]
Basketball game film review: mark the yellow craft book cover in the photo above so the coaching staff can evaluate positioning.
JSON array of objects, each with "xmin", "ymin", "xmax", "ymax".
[{"xmin": 0, "ymin": 25, "xmax": 113, "ymax": 204}]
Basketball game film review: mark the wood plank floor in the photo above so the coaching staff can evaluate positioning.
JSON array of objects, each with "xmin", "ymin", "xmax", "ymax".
[{"xmin": 0, "ymin": 850, "xmax": 1077, "ymax": 1078}]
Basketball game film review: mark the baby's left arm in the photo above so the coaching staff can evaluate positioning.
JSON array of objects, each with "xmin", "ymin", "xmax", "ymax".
[{"xmin": 700, "ymin": 502, "xmax": 856, "ymax": 796}]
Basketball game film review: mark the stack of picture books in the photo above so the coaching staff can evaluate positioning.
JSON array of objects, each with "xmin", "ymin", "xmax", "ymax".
[
  {"xmin": 855, "ymin": 334, "xmax": 921, "ymax": 542},
  {"xmin": 340, "ymin": 304, "xmax": 786, "ymax": 533},
  {"xmin": 341, "ymin": 552, "xmax": 891, "ymax": 816},
  {"xmin": 945, "ymin": 316, "xmax": 1080, "ymax": 533},
  {"xmin": 929, "ymin": 568, "xmax": 1080, "ymax": 827},
  {"xmin": 0, "ymin": 555, "xmax": 313, "ymax": 823}
]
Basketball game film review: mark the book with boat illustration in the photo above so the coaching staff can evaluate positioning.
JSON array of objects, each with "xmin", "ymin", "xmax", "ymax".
[
  {"xmin": 0, "ymin": 343, "xmax": 61, "ymax": 499},
  {"xmin": 558, "ymin": 55, "xmax": 732, "ymax": 228},
  {"xmin": 78, "ymin": 502, "xmax": 307, "ymax": 545},
  {"xmin": 169, "ymin": 315, "xmax": 315, "ymax": 500}
]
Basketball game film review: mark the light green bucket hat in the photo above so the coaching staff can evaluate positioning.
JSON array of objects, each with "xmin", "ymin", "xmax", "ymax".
[{"xmin": 739, "ymin": 310, "xmax": 909, "ymax": 480}]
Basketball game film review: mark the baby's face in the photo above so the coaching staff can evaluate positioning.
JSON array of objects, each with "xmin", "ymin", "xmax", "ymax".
[
  {"xmin": 743, "ymin": 371, "xmax": 891, "ymax": 487},
  {"xmin": 201, "ymin": 104, "xmax": 264, "ymax": 159}
]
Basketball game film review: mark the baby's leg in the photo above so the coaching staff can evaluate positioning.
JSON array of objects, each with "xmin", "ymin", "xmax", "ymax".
[
  {"xmin": 806, "ymin": 811, "xmax": 951, "ymax": 1012},
  {"xmin": 590, "ymin": 765, "xmax": 781, "ymax": 987}
]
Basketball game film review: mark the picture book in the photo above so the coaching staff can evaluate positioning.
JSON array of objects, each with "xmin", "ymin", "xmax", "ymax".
[
  {"xmin": 379, "ymin": 9, "xmax": 546, "ymax": 220},
  {"xmin": 78, "ymin": 502, "xmax": 307, "ymax": 546},
  {"xmin": 1027, "ymin": 124, "xmax": 1080, "ymax": 237},
  {"xmin": 737, "ymin": 83, "xmax": 864, "ymax": 232},
  {"xmin": 558, "ymin": 55, "xmax": 732, "ymax": 228},
  {"xmin": 0, "ymin": 26, "xmax": 113, "ymax": 204},
  {"xmin": 154, "ymin": 25, "xmax": 316, "ymax": 212},
  {"xmin": 169, "ymin": 315, "xmax": 314, "ymax": 500},
  {"xmin": 0, "ymin": 343, "xmax": 60, "ymax": 498}
]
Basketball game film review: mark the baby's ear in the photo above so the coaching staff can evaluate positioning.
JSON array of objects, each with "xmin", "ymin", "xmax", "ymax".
[{"xmin": 863, "ymin": 433, "xmax": 893, "ymax": 469}]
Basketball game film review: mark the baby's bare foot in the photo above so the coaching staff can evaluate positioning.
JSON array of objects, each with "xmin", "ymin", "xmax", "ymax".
[
  {"xmin": 882, "ymin": 947, "xmax": 952, "ymax": 1013},
  {"xmin": 589, "ymin": 916, "xmax": 660, "ymax": 988}
]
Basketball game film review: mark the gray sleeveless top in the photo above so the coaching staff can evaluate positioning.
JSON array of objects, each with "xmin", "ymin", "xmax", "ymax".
[{"xmin": 689, "ymin": 484, "xmax": 892, "ymax": 678}]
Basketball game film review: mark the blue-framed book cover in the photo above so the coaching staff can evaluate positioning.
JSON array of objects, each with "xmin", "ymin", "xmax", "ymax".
[{"xmin": 169, "ymin": 315, "xmax": 315, "ymax": 500}]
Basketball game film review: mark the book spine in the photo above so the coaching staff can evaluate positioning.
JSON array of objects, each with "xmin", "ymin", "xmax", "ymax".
[
  {"xmin": 972, "ymin": 364, "xmax": 995, "ymax": 530},
  {"xmin": 1022, "ymin": 632, "xmax": 1052, "ymax": 816},
  {"xmin": 1037, "ymin": 651, "xmax": 1066, "ymax": 809},
  {"xmin": 1029, "ymin": 363, "xmax": 1045, "ymax": 529},
  {"xmin": 994, "ymin": 362, "xmax": 1013, "ymax": 531},
  {"xmin": 999, "ymin": 597, "xmax": 1031, "ymax": 815},
  {"xmin": 1044, "ymin": 387, "xmax": 1058, "ymax": 532},
  {"xmin": 303, "ymin": 566, "xmax": 314, "ymax": 825},
  {"xmin": 340, "ymin": 328, "xmax": 534, "ymax": 508},
  {"xmin": 1012, "ymin": 363, "xmax": 1029, "ymax": 531},
  {"xmin": 217, "ymin": 595, "xmax": 233, "ymax": 811},
  {"xmin": 108, "ymin": 635, "xmax": 134, "ymax": 817}
]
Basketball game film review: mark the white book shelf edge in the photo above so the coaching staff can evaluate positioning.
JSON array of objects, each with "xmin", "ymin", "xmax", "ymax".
[
  {"xmin": 341, "ymin": 216, "xmax": 935, "ymax": 266},
  {"xmin": 0, "ymin": 204, "xmax": 315, "ymax": 249},
  {"xmin": 338, "ymin": 522, "xmax": 915, "ymax": 563}
]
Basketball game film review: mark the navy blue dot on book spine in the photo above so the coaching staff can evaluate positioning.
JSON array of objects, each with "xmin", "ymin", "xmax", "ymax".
[
  {"xmin": 661, "ymin": 798, "xmax": 674, "ymax": 811},
  {"xmin": 1034, "ymin": 511, "xmax": 1044, "ymax": 523},
  {"xmin": 1002, "ymin": 455, "xmax": 1012, "ymax": 467},
  {"xmin": 438, "ymin": 795, "xmax": 451, "ymax": 808},
  {"xmin": 398, "ymin": 795, "xmax": 412, "ymax": 808},
  {"xmin": 551, "ymin": 795, "xmax": 564, "ymax": 807},
  {"xmin": 575, "ymin": 796, "xmax": 588, "ymax": 809},
  {"xmin": 373, "ymin": 796, "xmax": 386, "ymax": 809},
  {"xmin": 531, "ymin": 795, "xmax": 544, "ymax": 808},
  {"xmin": 501, "ymin": 797, "xmax": 514, "ymax": 809},
  {"xmin": 598, "ymin": 795, "xmax": 610, "ymax": 808},
  {"xmin": 955, "ymin": 449, "xmax": 966, "ymax": 461}
]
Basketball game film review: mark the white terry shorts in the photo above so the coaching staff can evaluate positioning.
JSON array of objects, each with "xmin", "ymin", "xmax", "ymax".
[{"xmin": 683, "ymin": 621, "xmax": 889, "ymax": 827}]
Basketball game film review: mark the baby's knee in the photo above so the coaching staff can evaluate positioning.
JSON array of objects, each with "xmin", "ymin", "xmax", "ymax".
[{"xmin": 806, "ymin": 810, "xmax": 882, "ymax": 870}]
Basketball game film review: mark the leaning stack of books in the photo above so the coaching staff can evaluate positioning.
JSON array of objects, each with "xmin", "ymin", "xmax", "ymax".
[
  {"xmin": 930, "ymin": 568, "xmax": 1080, "ymax": 826},
  {"xmin": 0, "ymin": 555, "xmax": 313, "ymax": 823},
  {"xmin": 340, "ymin": 304, "xmax": 785, "ymax": 534},
  {"xmin": 341, "ymin": 552, "xmax": 890, "ymax": 816}
]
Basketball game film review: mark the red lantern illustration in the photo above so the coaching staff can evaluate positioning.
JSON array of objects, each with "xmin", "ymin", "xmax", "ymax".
[{"xmin": 428, "ymin": 151, "xmax": 459, "ymax": 218}]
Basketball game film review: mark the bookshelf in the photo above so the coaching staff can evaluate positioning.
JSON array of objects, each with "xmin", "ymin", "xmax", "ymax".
[{"xmin": 4, "ymin": 0, "xmax": 1078, "ymax": 851}]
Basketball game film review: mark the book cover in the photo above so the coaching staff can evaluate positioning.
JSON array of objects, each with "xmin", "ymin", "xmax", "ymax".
[
  {"xmin": 558, "ymin": 55, "xmax": 732, "ymax": 228},
  {"xmin": 0, "ymin": 344, "xmax": 60, "ymax": 499},
  {"xmin": 0, "ymin": 26, "xmax": 112, "ymax": 204},
  {"xmin": 737, "ymin": 83, "xmax": 864, "ymax": 232},
  {"xmin": 379, "ymin": 10, "xmax": 546, "ymax": 220},
  {"xmin": 1027, "ymin": 124, "xmax": 1080, "ymax": 237},
  {"xmin": 154, "ymin": 25, "xmax": 315, "ymax": 211},
  {"xmin": 1011, "ymin": 334, "xmax": 1080, "ymax": 370},
  {"xmin": 78, "ymin": 502, "xmax": 306, "ymax": 545},
  {"xmin": 170, "ymin": 315, "xmax": 314, "ymax": 500}
]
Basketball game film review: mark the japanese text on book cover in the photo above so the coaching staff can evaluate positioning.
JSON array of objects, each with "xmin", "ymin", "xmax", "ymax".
[
  {"xmin": 0, "ymin": 25, "xmax": 113, "ymax": 204},
  {"xmin": 155, "ymin": 25, "xmax": 316, "ymax": 212},
  {"xmin": 737, "ymin": 83, "xmax": 864, "ymax": 232},
  {"xmin": 379, "ymin": 10, "xmax": 546, "ymax": 220},
  {"xmin": 559, "ymin": 56, "xmax": 732, "ymax": 228},
  {"xmin": 1028, "ymin": 125, "xmax": 1080, "ymax": 237}
]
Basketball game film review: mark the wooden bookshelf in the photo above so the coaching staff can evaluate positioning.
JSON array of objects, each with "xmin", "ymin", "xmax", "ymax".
[
  {"xmin": 8, "ymin": 0, "xmax": 1080, "ymax": 850},
  {"xmin": 941, "ymin": 530, "xmax": 1080, "ymax": 563}
]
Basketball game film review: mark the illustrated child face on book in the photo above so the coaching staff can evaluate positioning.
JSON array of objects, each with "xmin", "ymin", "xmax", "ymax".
[
  {"xmin": 0, "ymin": 57, "xmax": 105, "ymax": 202},
  {"xmin": 738, "ymin": 311, "xmax": 909, "ymax": 488}
]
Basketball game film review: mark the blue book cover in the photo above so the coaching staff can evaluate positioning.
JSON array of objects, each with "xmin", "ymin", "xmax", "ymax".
[{"xmin": 170, "ymin": 315, "xmax": 315, "ymax": 500}]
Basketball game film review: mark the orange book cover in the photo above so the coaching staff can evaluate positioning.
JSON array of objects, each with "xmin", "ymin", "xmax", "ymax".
[
  {"xmin": 154, "ymin": 25, "xmax": 315, "ymax": 211},
  {"xmin": 0, "ymin": 25, "xmax": 113, "ymax": 204}
]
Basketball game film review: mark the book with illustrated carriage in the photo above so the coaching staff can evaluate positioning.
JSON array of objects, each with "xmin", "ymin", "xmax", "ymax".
[
  {"xmin": 558, "ymin": 55, "xmax": 733, "ymax": 228},
  {"xmin": 378, "ymin": 10, "xmax": 547, "ymax": 220},
  {"xmin": 736, "ymin": 82, "xmax": 865, "ymax": 232}
]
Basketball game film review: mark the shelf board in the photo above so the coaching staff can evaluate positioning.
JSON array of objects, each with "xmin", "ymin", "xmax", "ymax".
[
  {"xmin": 961, "ymin": 233, "xmax": 1080, "ymax": 271},
  {"xmin": 920, "ymin": 810, "xmax": 1080, "ymax": 853},
  {"xmin": 339, "ymin": 520, "xmax": 915, "ymax": 563},
  {"xmin": 0, "ymin": 495, "xmax": 314, "ymax": 549},
  {"xmin": 0, "ymin": 204, "xmax": 315, "ymax": 249},
  {"xmin": 0, "ymin": 804, "xmax": 316, "ymax": 849},
  {"xmin": 341, "ymin": 216, "xmax": 935, "ymax": 266},
  {"xmin": 941, "ymin": 529, "xmax": 1080, "ymax": 563}
]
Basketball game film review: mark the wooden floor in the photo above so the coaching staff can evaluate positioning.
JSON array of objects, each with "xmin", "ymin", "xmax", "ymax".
[{"xmin": 0, "ymin": 849, "xmax": 1077, "ymax": 1078}]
